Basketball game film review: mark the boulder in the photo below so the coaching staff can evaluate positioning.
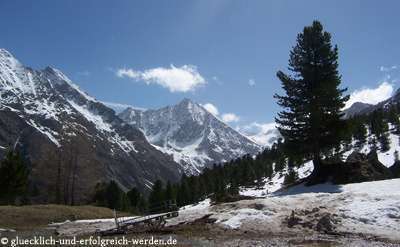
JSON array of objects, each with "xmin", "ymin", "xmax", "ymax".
[
  {"xmin": 316, "ymin": 214, "xmax": 334, "ymax": 233},
  {"xmin": 346, "ymin": 151, "xmax": 367, "ymax": 163},
  {"xmin": 307, "ymin": 151, "xmax": 392, "ymax": 185}
]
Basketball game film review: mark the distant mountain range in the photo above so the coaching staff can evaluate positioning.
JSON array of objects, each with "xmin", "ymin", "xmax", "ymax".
[
  {"xmin": 343, "ymin": 89, "xmax": 400, "ymax": 118},
  {"xmin": 0, "ymin": 49, "xmax": 181, "ymax": 203},
  {"xmin": 0, "ymin": 48, "xmax": 263, "ymax": 203},
  {"xmin": 119, "ymin": 99, "xmax": 262, "ymax": 174}
]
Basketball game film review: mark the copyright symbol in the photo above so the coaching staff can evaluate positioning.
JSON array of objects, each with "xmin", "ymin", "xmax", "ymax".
[{"xmin": 0, "ymin": 237, "xmax": 8, "ymax": 245}]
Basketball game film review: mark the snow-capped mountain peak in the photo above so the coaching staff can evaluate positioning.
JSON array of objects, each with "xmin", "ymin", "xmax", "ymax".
[
  {"xmin": 119, "ymin": 98, "xmax": 262, "ymax": 175},
  {"xmin": 0, "ymin": 48, "xmax": 36, "ymax": 95},
  {"xmin": 0, "ymin": 48, "xmax": 181, "ymax": 203}
]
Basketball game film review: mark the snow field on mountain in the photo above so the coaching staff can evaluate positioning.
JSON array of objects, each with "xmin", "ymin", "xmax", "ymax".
[{"xmin": 120, "ymin": 100, "xmax": 262, "ymax": 175}]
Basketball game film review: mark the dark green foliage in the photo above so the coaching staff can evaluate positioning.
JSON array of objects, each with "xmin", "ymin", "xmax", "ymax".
[
  {"xmin": 379, "ymin": 133, "xmax": 391, "ymax": 152},
  {"xmin": 369, "ymin": 109, "xmax": 389, "ymax": 137},
  {"xmin": 148, "ymin": 180, "xmax": 165, "ymax": 212},
  {"xmin": 274, "ymin": 20, "xmax": 349, "ymax": 171},
  {"xmin": 284, "ymin": 168, "xmax": 299, "ymax": 186},
  {"xmin": 127, "ymin": 187, "xmax": 141, "ymax": 207},
  {"xmin": 352, "ymin": 120, "xmax": 367, "ymax": 149},
  {"xmin": 172, "ymin": 146, "xmax": 281, "ymax": 207},
  {"xmin": 0, "ymin": 150, "xmax": 29, "ymax": 205},
  {"xmin": 164, "ymin": 181, "xmax": 175, "ymax": 201},
  {"xmin": 176, "ymin": 175, "xmax": 190, "ymax": 207},
  {"xmin": 105, "ymin": 181, "xmax": 124, "ymax": 209},
  {"xmin": 93, "ymin": 180, "xmax": 130, "ymax": 211},
  {"xmin": 127, "ymin": 187, "xmax": 147, "ymax": 214}
]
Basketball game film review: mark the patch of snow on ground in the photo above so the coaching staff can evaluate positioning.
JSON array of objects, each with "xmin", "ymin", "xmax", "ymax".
[
  {"xmin": 336, "ymin": 179, "xmax": 400, "ymax": 239},
  {"xmin": 51, "ymin": 216, "xmax": 138, "ymax": 236},
  {"xmin": 167, "ymin": 179, "xmax": 400, "ymax": 241},
  {"xmin": 167, "ymin": 199, "xmax": 211, "ymax": 226},
  {"xmin": 216, "ymin": 208, "xmax": 271, "ymax": 229},
  {"xmin": 240, "ymin": 160, "xmax": 314, "ymax": 197},
  {"xmin": 377, "ymin": 131, "xmax": 399, "ymax": 167}
]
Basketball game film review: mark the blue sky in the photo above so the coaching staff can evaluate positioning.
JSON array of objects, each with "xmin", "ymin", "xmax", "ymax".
[{"xmin": 0, "ymin": 0, "xmax": 399, "ymax": 131}]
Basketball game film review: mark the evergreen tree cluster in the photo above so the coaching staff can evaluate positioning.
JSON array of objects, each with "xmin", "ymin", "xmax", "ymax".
[
  {"xmin": 172, "ymin": 140, "xmax": 304, "ymax": 206},
  {"xmin": 91, "ymin": 140, "xmax": 303, "ymax": 210},
  {"xmin": 0, "ymin": 149, "xmax": 30, "ymax": 205},
  {"xmin": 93, "ymin": 181, "xmax": 147, "ymax": 214},
  {"xmin": 344, "ymin": 104, "xmax": 400, "ymax": 153}
]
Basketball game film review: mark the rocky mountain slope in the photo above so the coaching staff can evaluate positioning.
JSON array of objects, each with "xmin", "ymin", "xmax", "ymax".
[
  {"xmin": 342, "ymin": 102, "xmax": 373, "ymax": 119},
  {"xmin": 343, "ymin": 89, "xmax": 400, "ymax": 118},
  {"xmin": 0, "ymin": 49, "xmax": 182, "ymax": 204},
  {"xmin": 119, "ymin": 99, "xmax": 262, "ymax": 175}
]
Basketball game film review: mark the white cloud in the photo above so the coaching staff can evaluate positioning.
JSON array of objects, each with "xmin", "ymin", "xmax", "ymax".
[
  {"xmin": 248, "ymin": 79, "xmax": 256, "ymax": 86},
  {"xmin": 222, "ymin": 113, "xmax": 240, "ymax": 123},
  {"xmin": 202, "ymin": 103, "xmax": 219, "ymax": 116},
  {"xmin": 344, "ymin": 81, "xmax": 393, "ymax": 109},
  {"xmin": 238, "ymin": 122, "xmax": 276, "ymax": 136},
  {"xmin": 102, "ymin": 101, "xmax": 146, "ymax": 113},
  {"xmin": 380, "ymin": 65, "xmax": 398, "ymax": 72},
  {"xmin": 116, "ymin": 65, "xmax": 206, "ymax": 93},
  {"xmin": 201, "ymin": 102, "xmax": 241, "ymax": 124},
  {"xmin": 237, "ymin": 122, "xmax": 281, "ymax": 147}
]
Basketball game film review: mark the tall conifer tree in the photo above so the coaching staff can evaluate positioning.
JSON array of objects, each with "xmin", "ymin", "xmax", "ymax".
[{"xmin": 275, "ymin": 21, "xmax": 349, "ymax": 172}]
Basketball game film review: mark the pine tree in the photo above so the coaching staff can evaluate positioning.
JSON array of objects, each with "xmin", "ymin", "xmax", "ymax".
[
  {"xmin": 0, "ymin": 150, "xmax": 29, "ymax": 205},
  {"xmin": 283, "ymin": 167, "xmax": 299, "ymax": 185},
  {"xmin": 353, "ymin": 120, "xmax": 367, "ymax": 149},
  {"xmin": 394, "ymin": 150, "xmax": 399, "ymax": 163},
  {"xmin": 148, "ymin": 180, "xmax": 164, "ymax": 212},
  {"xmin": 164, "ymin": 181, "xmax": 175, "ymax": 202},
  {"xmin": 119, "ymin": 193, "xmax": 131, "ymax": 212},
  {"xmin": 105, "ymin": 180, "xmax": 123, "ymax": 210},
  {"xmin": 379, "ymin": 132, "xmax": 391, "ymax": 152},
  {"xmin": 127, "ymin": 187, "xmax": 145, "ymax": 214},
  {"xmin": 274, "ymin": 20, "xmax": 349, "ymax": 173}
]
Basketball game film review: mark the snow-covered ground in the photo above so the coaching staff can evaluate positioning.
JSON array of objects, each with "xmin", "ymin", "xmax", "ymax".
[
  {"xmin": 50, "ymin": 216, "xmax": 139, "ymax": 236},
  {"xmin": 169, "ymin": 179, "xmax": 400, "ymax": 241},
  {"xmin": 240, "ymin": 127, "xmax": 400, "ymax": 198},
  {"xmin": 49, "ymin": 179, "xmax": 400, "ymax": 242},
  {"xmin": 239, "ymin": 160, "xmax": 314, "ymax": 197}
]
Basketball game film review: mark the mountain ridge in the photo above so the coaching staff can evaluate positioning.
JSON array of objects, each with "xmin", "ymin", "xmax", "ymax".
[
  {"xmin": 0, "ymin": 48, "xmax": 182, "ymax": 203},
  {"xmin": 119, "ymin": 98, "xmax": 262, "ymax": 175},
  {"xmin": 343, "ymin": 89, "xmax": 400, "ymax": 118}
]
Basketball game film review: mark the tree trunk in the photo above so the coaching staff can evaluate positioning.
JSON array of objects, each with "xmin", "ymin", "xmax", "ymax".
[
  {"xmin": 309, "ymin": 146, "xmax": 322, "ymax": 181},
  {"xmin": 313, "ymin": 152, "xmax": 321, "ymax": 173}
]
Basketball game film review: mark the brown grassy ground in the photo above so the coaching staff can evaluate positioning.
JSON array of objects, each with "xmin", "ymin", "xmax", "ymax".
[{"xmin": 0, "ymin": 204, "xmax": 129, "ymax": 230}]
